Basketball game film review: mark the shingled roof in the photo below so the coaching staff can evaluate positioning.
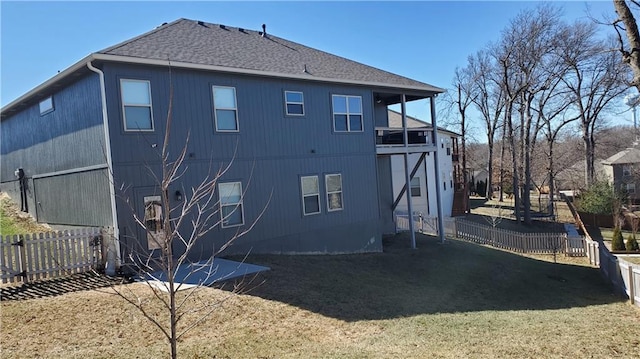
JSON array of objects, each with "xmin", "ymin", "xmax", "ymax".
[
  {"xmin": 387, "ymin": 109, "xmax": 459, "ymax": 136},
  {"xmin": 98, "ymin": 18, "xmax": 443, "ymax": 93},
  {"xmin": 2, "ymin": 18, "xmax": 443, "ymax": 119},
  {"xmin": 602, "ymin": 147, "xmax": 640, "ymax": 165}
]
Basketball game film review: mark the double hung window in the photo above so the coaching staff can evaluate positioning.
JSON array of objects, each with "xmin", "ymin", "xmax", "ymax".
[
  {"xmin": 301, "ymin": 176, "xmax": 321, "ymax": 215},
  {"xmin": 121, "ymin": 79, "xmax": 153, "ymax": 131},
  {"xmin": 219, "ymin": 182, "xmax": 244, "ymax": 227},
  {"xmin": 213, "ymin": 86, "xmax": 239, "ymax": 131}
]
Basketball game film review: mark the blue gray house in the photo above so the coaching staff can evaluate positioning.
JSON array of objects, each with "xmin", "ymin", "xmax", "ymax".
[{"xmin": 1, "ymin": 19, "xmax": 445, "ymax": 264}]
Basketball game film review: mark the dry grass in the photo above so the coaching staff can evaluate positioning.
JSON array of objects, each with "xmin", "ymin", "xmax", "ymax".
[
  {"xmin": 2, "ymin": 235, "xmax": 639, "ymax": 359},
  {"xmin": 0, "ymin": 193, "xmax": 50, "ymax": 236}
]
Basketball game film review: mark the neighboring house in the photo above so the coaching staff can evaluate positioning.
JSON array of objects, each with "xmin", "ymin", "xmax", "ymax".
[
  {"xmin": 602, "ymin": 147, "xmax": 640, "ymax": 201},
  {"xmin": 554, "ymin": 158, "xmax": 606, "ymax": 193},
  {"xmin": 385, "ymin": 110, "xmax": 461, "ymax": 217},
  {"xmin": 0, "ymin": 19, "xmax": 444, "ymax": 263}
]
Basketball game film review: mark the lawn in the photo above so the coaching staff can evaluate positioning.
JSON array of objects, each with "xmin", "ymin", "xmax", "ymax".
[{"xmin": 2, "ymin": 233, "xmax": 639, "ymax": 359}]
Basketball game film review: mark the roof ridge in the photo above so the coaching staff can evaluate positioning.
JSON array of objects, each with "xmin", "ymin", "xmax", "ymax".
[{"xmin": 98, "ymin": 18, "xmax": 187, "ymax": 55}]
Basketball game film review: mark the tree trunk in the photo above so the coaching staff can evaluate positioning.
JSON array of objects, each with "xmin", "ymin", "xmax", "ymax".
[
  {"xmin": 487, "ymin": 137, "xmax": 494, "ymax": 199},
  {"xmin": 614, "ymin": 0, "xmax": 640, "ymax": 91},
  {"xmin": 583, "ymin": 125, "xmax": 595, "ymax": 186},
  {"xmin": 547, "ymin": 137, "xmax": 556, "ymax": 218},
  {"xmin": 499, "ymin": 136, "xmax": 505, "ymax": 202},
  {"xmin": 507, "ymin": 106, "xmax": 521, "ymax": 222}
]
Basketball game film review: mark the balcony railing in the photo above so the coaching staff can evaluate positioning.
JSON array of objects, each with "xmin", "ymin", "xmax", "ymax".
[{"xmin": 376, "ymin": 127, "xmax": 433, "ymax": 146}]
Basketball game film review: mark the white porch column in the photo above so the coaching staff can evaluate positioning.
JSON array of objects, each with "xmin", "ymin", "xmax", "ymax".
[
  {"xmin": 431, "ymin": 95, "xmax": 446, "ymax": 243},
  {"xmin": 401, "ymin": 94, "xmax": 416, "ymax": 249}
]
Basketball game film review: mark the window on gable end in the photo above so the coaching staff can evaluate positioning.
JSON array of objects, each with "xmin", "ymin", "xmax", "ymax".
[{"xmin": 39, "ymin": 96, "xmax": 54, "ymax": 115}]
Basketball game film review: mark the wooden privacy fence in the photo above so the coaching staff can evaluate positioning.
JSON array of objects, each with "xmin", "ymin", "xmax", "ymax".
[{"xmin": 0, "ymin": 227, "xmax": 103, "ymax": 284}]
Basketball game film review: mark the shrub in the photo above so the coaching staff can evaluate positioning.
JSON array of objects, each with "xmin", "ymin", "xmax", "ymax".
[
  {"xmin": 626, "ymin": 235, "xmax": 640, "ymax": 252},
  {"xmin": 576, "ymin": 181, "xmax": 625, "ymax": 215},
  {"xmin": 612, "ymin": 227, "xmax": 625, "ymax": 251}
]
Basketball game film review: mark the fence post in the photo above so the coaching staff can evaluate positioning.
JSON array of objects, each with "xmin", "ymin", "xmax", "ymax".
[
  {"xmin": 629, "ymin": 265, "xmax": 635, "ymax": 305},
  {"xmin": 102, "ymin": 227, "xmax": 117, "ymax": 276},
  {"xmin": 15, "ymin": 235, "xmax": 28, "ymax": 283}
]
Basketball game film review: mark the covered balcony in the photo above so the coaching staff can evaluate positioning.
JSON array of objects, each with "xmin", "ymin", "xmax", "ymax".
[{"xmin": 375, "ymin": 127, "xmax": 437, "ymax": 155}]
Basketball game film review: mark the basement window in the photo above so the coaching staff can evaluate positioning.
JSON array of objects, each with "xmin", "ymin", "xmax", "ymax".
[
  {"xmin": 326, "ymin": 173, "xmax": 343, "ymax": 211},
  {"xmin": 301, "ymin": 175, "xmax": 320, "ymax": 215},
  {"xmin": 219, "ymin": 182, "xmax": 244, "ymax": 227},
  {"xmin": 39, "ymin": 96, "xmax": 54, "ymax": 115},
  {"xmin": 410, "ymin": 177, "xmax": 421, "ymax": 197}
]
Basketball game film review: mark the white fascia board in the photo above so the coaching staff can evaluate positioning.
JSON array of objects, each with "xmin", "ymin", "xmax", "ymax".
[{"xmin": 92, "ymin": 53, "xmax": 445, "ymax": 94}]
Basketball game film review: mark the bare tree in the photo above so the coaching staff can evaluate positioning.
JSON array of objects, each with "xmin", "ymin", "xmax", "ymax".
[
  {"xmin": 107, "ymin": 73, "xmax": 270, "ymax": 359},
  {"xmin": 468, "ymin": 49, "xmax": 505, "ymax": 199},
  {"xmin": 560, "ymin": 32, "xmax": 629, "ymax": 186}
]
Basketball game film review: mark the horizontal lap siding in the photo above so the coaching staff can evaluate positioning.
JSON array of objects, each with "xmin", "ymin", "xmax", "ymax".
[{"xmin": 103, "ymin": 64, "xmax": 381, "ymax": 255}]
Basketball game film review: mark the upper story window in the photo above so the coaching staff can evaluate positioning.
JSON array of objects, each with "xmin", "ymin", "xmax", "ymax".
[
  {"xmin": 301, "ymin": 175, "xmax": 321, "ymax": 215},
  {"xmin": 219, "ymin": 181, "xmax": 244, "ymax": 227},
  {"xmin": 332, "ymin": 95, "xmax": 363, "ymax": 132},
  {"xmin": 285, "ymin": 91, "xmax": 304, "ymax": 116},
  {"xmin": 623, "ymin": 165, "xmax": 632, "ymax": 176},
  {"xmin": 326, "ymin": 173, "xmax": 343, "ymax": 211},
  {"xmin": 121, "ymin": 79, "xmax": 154, "ymax": 131},
  {"xmin": 410, "ymin": 177, "xmax": 421, "ymax": 197},
  {"xmin": 213, "ymin": 86, "xmax": 238, "ymax": 132},
  {"xmin": 39, "ymin": 96, "xmax": 54, "ymax": 115}
]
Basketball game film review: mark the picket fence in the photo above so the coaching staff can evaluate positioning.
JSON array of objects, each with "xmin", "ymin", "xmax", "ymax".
[
  {"xmin": 394, "ymin": 212, "xmax": 585, "ymax": 256},
  {"xmin": 0, "ymin": 228, "xmax": 103, "ymax": 284}
]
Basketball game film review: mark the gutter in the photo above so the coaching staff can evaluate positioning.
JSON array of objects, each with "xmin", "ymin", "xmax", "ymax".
[
  {"xmin": 2, "ymin": 52, "xmax": 444, "ymax": 118},
  {"xmin": 91, "ymin": 53, "xmax": 447, "ymax": 94},
  {"xmin": 87, "ymin": 60, "xmax": 121, "ymax": 276}
]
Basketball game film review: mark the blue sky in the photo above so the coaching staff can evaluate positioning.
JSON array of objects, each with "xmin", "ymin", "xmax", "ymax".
[{"xmin": 0, "ymin": 1, "xmax": 622, "ymax": 130}]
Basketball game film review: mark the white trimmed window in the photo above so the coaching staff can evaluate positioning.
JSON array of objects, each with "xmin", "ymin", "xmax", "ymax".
[
  {"xmin": 219, "ymin": 182, "xmax": 244, "ymax": 227},
  {"xmin": 121, "ymin": 79, "xmax": 153, "ymax": 131},
  {"xmin": 326, "ymin": 173, "xmax": 343, "ymax": 211},
  {"xmin": 627, "ymin": 183, "xmax": 636, "ymax": 194},
  {"xmin": 301, "ymin": 175, "xmax": 320, "ymax": 215},
  {"xmin": 332, "ymin": 95, "xmax": 363, "ymax": 132},
  {"xmin": 285, "ymin": 91, "xmax": 304, "ymax": 116},
  {"xmin": 410, "ymin": 177, "xmax": 421, "ymax": 197},
  {"xmin": 39, "ymin": 96, "xmax": 54, "ymax": 115},
  {"xmin": 213, "ymin": 86, "xmax": 238, "ymax": 131}
]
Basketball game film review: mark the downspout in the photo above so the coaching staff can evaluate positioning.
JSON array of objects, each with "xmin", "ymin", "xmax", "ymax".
[
  {"xmin": 87, "ymin": 60, "xmax": 120, "ymax": 275},
  {"xmin": 431, "ymin": 95, "xmax": 446, "ymax": 243}
]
